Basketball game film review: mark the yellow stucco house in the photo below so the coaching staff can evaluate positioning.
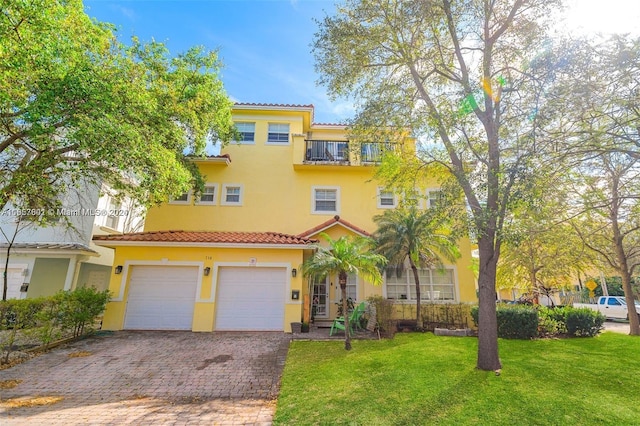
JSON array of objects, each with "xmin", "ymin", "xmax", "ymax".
[{"xmin": 94, "ymin": 103, "xmax": 477, "ymax": 332}]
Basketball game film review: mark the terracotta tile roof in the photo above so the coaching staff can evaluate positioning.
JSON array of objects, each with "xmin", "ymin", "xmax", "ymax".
[
  {"xmin": 297, "ymin": 215, "xmax": 372, "ymax": 238},
  {"xmin": 312, "ymin": 122, "xmax": 348, "ymax": 127},
  {"xmin": 93, "ymin": 230, "xmax": 316, "ymax": 245},
  {"xmin": 234, "ymin": 102, "xmax": 314, "ymax": 109}
]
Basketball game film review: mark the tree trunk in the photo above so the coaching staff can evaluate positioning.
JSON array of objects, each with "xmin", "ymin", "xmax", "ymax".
[
  {"xmin": 409, "ymin": 259, "xmax": 422, "ymax": 329},
  {"xmin": 620, "ymin": 268, "xmax": 640, "ymax": 335},
  {"xmin": 476, "ymin": 238, "xmax": 501, "ymax": 371},
  {"xmin": 610, "ymin": 175, "xmax": 640, "ymax": 335},
  {"xmin": 339, "ymin": 270, "xmax": 351, "ymax": 350},
  {"xmin": 2, "ymin": 250, "xmax": 9, "ymax": 301}
]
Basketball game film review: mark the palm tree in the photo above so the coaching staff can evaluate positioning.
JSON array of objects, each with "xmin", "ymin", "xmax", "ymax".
[
  {"xmin": 373, "ymin": 206, "xmax": 460, "ymax": 330},
  {"xmin": 302, "ymin": 233, "xmax": 387, "ymax": 350}
]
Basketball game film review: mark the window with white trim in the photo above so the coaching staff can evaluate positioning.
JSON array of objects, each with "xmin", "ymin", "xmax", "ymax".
[
  {"xmin": 385, "ymin": 267, "xmax": 456, "ymax": 301},
  {"xmin": 427, "ymin": 189, "xmax": 442, "ymax": 209},
  {"xmin": 169, "ymin": 191, "xmax": 191, "ymax": 205},
  {"xmin": 221, "ymin": 184, "xmax": 243, "ymax": 206},
  {"xmin": 267, "ymin": 123, "xmax": 290, "ymax": 143},
  {"xmin": 196, "ymin": 184, "xmax": 218, "ymax": 205},
  {"xmin": 346, "ymin": 272, "xmax": 358, "ymax": 301},
  {"xmin": 312, "ymin": 186, "xmax": 339, "ymax": 214},
  {"xmin": 402, "ymin": 188, "xmax": 424, "ymax": 209},
  {"xmin": 235, "ymin": 122, "xmax": 255, "ymax": 144},
  {"xmin": 105, "ymin": 197, "xmax": 121, "ymax": 229},
  {"xmin": 377, "ymin": 187, "xmax": 397, "ymax": 209}
]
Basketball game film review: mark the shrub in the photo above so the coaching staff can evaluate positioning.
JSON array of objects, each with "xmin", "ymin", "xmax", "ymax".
[
  {"xmin": 0, "ymin": 298, "xmax": 46, "ymax": 364},
  {"xmin": 0, "ymin": 287, "xmax": 110, "ymax": 363},
  {"xmin": 471, "ymin": 304, "xmax": 538, "ymax": 339},
  {"xmin": 366, "ymin": 295, "xmax": 394, "ymax": 334},
  {"xmin": 565, "ymin": 308, "xmax": 605, "ymax": 337},
  {"xmin": 537, "ymin": 306, "xmax": 568, "ymax": 336},
  {"xmin": 57, "ymin": 287, "xmax": 111, "ymax": 337}
]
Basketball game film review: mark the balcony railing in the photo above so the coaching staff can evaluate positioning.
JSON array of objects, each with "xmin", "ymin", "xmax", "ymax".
[
  {"xmin": 305, "ymin": 140, "xmax": 349, "ymax": 163},
  {"xmin": 360, "ymin": 142, "xmax": 395, "ymax": 163}
]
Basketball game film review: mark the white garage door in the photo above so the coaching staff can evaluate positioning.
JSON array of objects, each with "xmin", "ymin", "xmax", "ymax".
[
  {"xmin": 124, "ymin": 265, "xmax": 198, "ymax": 330},
  {"xmin": 216, "ymin": 267, "xmax": 286, "ymax": 331}
]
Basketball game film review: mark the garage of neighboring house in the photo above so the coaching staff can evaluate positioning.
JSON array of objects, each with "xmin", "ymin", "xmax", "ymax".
[
  {"xmin": 1, "ymin": 265, "xmax": 27, "ymax": 299},
  {"xmin": 215, "ymin": 266, "xmax": 286, "ymax": 331},
  {"xmin": 124, "ymin": 265, "xmax": 199, "ymax": 330}
]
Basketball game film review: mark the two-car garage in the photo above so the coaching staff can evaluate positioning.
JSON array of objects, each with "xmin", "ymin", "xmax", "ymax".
[{"xmin": 123, "ymin": 265, "xmax": 286, "ymax": 331}]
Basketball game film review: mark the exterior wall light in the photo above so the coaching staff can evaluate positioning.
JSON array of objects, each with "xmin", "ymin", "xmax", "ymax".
[
  {"xmin": 114, "ymin": 265, "xmax": 123, "ymax": 274},
  {"xmin": 204, "ymin": 267, "xmax": 211, "ymax": 276},
  {"xmin": 291, "ymin": 268, "xmax": 297, "ymax": 277}
]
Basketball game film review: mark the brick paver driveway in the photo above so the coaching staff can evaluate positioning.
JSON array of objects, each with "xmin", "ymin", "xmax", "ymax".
[{"xmin": 0, "ymin": 331, "xmax": 290, "ymax": 425}]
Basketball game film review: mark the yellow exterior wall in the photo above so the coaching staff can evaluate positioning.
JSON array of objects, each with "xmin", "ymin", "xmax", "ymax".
[
  {"xmin": 101, "ymin": 245, "xmax": 304, "ymax": 332},
  {"xmin": 113, "ymin": 105, "xmax": 478, "ymax": 332},
  {"xmin": 144, "ymin": 107, "xmax": 439, "ymax": 236}
]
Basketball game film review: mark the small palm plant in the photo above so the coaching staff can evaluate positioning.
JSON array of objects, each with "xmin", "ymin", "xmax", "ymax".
[
  {"xmin": 302, "ymin": 233, "xmax": 387, "ymax": 350},
  {"xmin": 373, "ymin": 206, "xmax": 460, "ymax": 330}
]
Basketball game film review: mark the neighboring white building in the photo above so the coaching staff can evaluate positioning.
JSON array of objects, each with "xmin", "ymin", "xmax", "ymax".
[{"xmin": 1, "ymin": 182, "xmax": 144, "ymax": 299}]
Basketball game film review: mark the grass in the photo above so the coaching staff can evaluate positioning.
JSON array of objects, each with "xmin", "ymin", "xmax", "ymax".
[{"xmin": 274, "ymin": 332, "xmax": 640, "ymax": 425}]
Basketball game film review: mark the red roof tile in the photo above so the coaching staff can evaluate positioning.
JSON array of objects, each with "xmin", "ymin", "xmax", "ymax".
[
  {"xmin": 312, "ymin": 122, "xmax": 348, "ymax": 127},
  {"xmin": 234, "ymin": 102, "xmax": 314, "ymax": 109},
  {"xmin": 93, "ymin": 230, "xmax": 316, "ymax": 245},
  {"xmin": 297, "ymin": 215, "xmax": 371, "ymax": 238}
]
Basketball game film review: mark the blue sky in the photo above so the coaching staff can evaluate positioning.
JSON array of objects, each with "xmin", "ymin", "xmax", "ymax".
[
  {"xmin": 83, "ymin": 1, "xmax": 640, "ymax": 125},
  {"xmin": 84, "ymin": 0, "xmax": 350, "ymax": 124}
]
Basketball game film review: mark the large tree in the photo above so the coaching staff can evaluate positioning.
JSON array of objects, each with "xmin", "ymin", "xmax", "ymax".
[
  {"xmin": 551, "ymin": 36, "xmax": 640, "ymax": 335},
  {"xmin": 572, "ymin": 153, "xmax": 640, "ymax": 335},
  {"xmin": 314, "ymin": 0, "xmax": 564, "ymax": 370},
  {"xmin": 302, "ymin": 233, "xmax": 387, "ymax": 350},
  {"xmin": 0, "ymin": 0, "xmax": 236, "ymax": 215},
  {"xmin": 373, "ymin": 206, "xmax": 459, "ymax": 329}
]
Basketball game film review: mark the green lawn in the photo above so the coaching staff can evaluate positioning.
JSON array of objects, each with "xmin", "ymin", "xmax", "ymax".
[{"xmin": 274, "ymin": 332, "xmax": 640, "ymax": 425}]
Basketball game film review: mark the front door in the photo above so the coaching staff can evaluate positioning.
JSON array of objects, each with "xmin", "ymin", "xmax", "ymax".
[{"xmin": 312, "ymin": 275, "xmax": 329, "ymax": 319}]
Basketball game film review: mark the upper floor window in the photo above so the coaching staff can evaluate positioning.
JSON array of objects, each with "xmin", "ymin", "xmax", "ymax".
[
  {"xmin": 267, "ymin": 123, "xmax": 290, "ymax": 144},
  {"xmin": 377, "ymin": 187, "xmax": 397, "ymax": 209},
  {"xmin": 221, "ymin": 184, "xmax": 243, "ymax": 206},
  {"xmin": 169, "ymin": 191, "xmax": 191, "ymax": 205},
  {"xmin": 312, "ymin": 186, "xmax": 339, "ymax": 214},
  {"xmin": 196, "ymin": 184, "xmax": 218, "ymax": 205},
  {"xmin": 235, "ymin": 122, "xmax": 255, "ymax": 144},
  {"xmin": 427, "ymin": 189, "xmax": 442, "ymax": 209},
  {"xmin": 105, "ymin": 198, "xmax": 121, "ymax": 229}
]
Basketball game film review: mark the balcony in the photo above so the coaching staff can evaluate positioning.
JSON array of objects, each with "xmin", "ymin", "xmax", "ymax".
[
  {"xmin": 304, "ymin": 140, "xmax": 349, "ymax": 164},
  {"xmin": 360, "ymin": 142, "xmax": 394, "ymax": 164}
]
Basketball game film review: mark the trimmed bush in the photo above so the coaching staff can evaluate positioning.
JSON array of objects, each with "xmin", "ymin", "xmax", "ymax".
[
  {"xmin": 366, "ymin": 295, "xmax": 395, "ymax": 334},
  {"xmin": 0, "ymin": 287, "xmax": 110, "ymax": 364},
  {"xmin": 537, "ymin": 306, "xmax": 569, "ymax": 336},
  {"xmin": 471, "ymin": 304, "xmax": 538, "ymax": 339},
  {"xmin": 565, "ymin": 308, "xmax": 605, "ymax": 337}
]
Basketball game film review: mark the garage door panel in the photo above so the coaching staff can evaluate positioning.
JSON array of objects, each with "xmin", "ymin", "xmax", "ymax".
[
  {"xmin": 216, "ymin": 267, "xmax": 286, "ymax": 331},
  {"xmin": 124, "ymin": 266, "xmax": 198, "ymax": 330}
]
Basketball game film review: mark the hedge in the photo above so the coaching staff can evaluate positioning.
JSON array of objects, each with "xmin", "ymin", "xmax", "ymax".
[
  {"xmin": 471, "ymin": 304, "xmax": 604, "ymax": 339},
  {"xmin": 0, "ymin": 287, "xmax": 110, "ymax": 364}
]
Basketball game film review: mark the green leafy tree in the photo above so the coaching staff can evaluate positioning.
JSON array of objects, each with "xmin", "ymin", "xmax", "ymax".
[
  {"xmin": 373, "ymin": 206, "xmax": 460, "ymax": 329},
  {"xmin": 302, "ymin": 233, "xmax": 387, "ymax": 350},
  {"xmin": 0, "ymin": 0, "xmax": 236, "ymax": 214},
  {"xmin": 572, "ymin": 152, "xmax": 640, "ymax": 335},
  {"xmin": 313, "ymin": 0, "xmax": 564, "ymax": 370},
  {"xmin": 553, "ymin": 37, "xmax": 640, "ymax": 335},
  {"xmin": 497, "ymin": 184, "xmax": 591, "ymax": 305}
]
